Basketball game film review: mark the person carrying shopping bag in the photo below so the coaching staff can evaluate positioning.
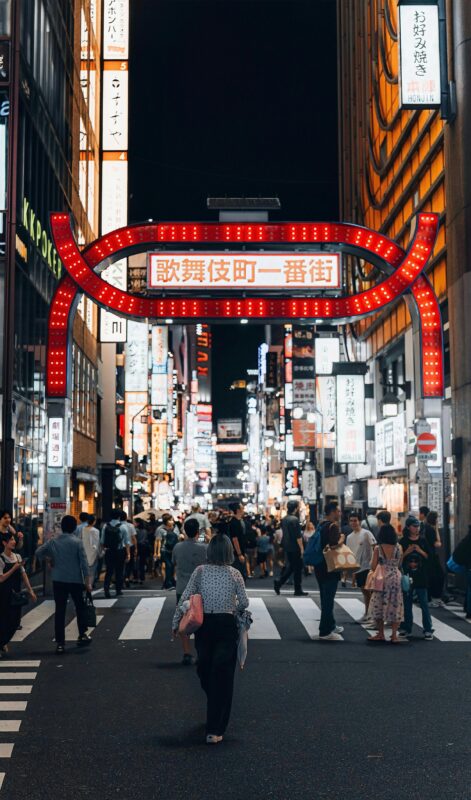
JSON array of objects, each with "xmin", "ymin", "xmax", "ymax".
[
  {"xmin": 0, "ymin": 532, "xmax": 37, "ymax": 657},
  {"xmin": 172, "ymin": 531, "xmax": 249, "ymax": 745}
]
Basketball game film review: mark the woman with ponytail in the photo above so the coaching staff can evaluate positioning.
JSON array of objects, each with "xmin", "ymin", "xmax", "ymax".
[{"xmin": 172, "ymin": 531, "xmax": 249, "ymax": 745}]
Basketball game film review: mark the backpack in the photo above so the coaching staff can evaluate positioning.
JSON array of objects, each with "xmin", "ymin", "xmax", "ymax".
[
  {"xmin": 103, "ymin": 523, "xmax": 122, "ymax": 551},
  {"xmin": 164, "ymin": 530, "xmax": 179, "ymax": 552},
  {"xmin": 303, "ymin": 522, "xmax": 325, "ymax": 567}
]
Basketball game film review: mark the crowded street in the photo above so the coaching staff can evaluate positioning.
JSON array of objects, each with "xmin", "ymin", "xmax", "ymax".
[
  {"xmin": 1, "ymin": 0, "xmax": 471, "ymax": 797},
  {"xmin": 2, "ymin": 571, "xmax": 471, "ymax": 800}
]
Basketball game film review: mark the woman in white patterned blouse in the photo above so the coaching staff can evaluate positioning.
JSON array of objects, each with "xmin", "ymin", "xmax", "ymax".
[{"xmin": 172, "ymin": 532, "xmax": 249, "ymax": 744}]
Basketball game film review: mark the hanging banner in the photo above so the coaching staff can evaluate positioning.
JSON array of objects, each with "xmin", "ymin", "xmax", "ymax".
[
  {"xmin": 315, "ymin": 337, "xmax": 340, "ymax": 375},
  {"xmin": 103, "ymin": 0, "xmax": 129, "ymax": 59},
  {"xmin": 102, "ymin": 63, "xmax": 128, "ymax": 151},
  {"xmin": 47, "ymin": 418, "xmax": 64, "ymax": 468},
  {"xmin": 336, "ymin": 375, "xmax": 365, "ymax": 463},
  {"xmin": 125, "ymin": 321, "xmax": 148, "ymax": 392},
  {"xmin": 124, "ymin": 391, "xmax": 148, "ymax": 457},
  {"xmin": 292, "ymin": 325, "xmax": 316, "ymax": 449},
  {"xmin": 399, "ymin": 4, "xmax": 441, "ymax": 108},
  {"xmin": 151, "ymin": 422, "xmax": 167, "ymax": 474}
]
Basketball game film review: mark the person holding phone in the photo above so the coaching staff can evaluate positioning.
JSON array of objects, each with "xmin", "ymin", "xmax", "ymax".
[
  {"xmin": 399, "ymin": 516, "xmax": 434, "ymax": 640},
  {"xmin": 0, "ymin": 532, "xmax": 37, "ymax": 657}
]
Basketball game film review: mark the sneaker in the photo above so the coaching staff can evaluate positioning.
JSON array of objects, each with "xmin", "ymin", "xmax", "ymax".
[
  {"xmin": 318, "ymin": 632, "xmax": 343, "ymax": 641},
  {"xmin": 182, "ymin": 654, "xmax": 194, "ymax": 666},
  {"xmin": 293, "ymin": 591, "xmax": 309, "ymax": 597},
  {"xmin": 274, "ymin": 580, "xmax": 281, "ymax": 596},
  {"xmin": 335, "ymin": 626, "xmax": 344, "ymax": 634},
  {"xmin": 429, "ymin": 600, "xmax": 440, "ymax": 608},
  {"xmin": 77, "ymin": 634, "xmax": 92, "ymax": 646},
  {"xmin": 398, "ymin": 630, "xmax": 410, "ymax": 639},
  {"xmin": 206, "ymin": 735, "xmax": 223, "ymax": 745},
  {"xmin": 56, "ymin": 644, "xmax": 65, "ymax": 654},
  {"xmin": 424, "ymin": 631, "xmax": 434, "ymax": 641}
]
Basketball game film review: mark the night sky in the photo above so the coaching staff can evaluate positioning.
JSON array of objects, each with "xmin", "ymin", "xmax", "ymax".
[{"xmin": 129, "ymin": 0, "xmax": 339, "ymax": 419}]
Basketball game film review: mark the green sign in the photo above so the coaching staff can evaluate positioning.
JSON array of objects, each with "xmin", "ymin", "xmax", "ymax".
[{"xmin": 21, "ymin": 198, "xmax": 63, "ymax": 279}]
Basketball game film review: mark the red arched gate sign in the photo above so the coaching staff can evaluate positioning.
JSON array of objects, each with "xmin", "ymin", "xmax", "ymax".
[{"xmin": 47, "ymin": 213, "xmax": 444, "ymax": 400}]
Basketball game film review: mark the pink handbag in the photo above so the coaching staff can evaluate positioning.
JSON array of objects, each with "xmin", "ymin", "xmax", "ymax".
[{"xmin": 178, "ymin": 593, "xmax": 204, "ymax": 635}]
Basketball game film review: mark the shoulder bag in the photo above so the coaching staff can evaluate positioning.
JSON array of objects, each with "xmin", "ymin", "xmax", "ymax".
[{"xmin": 178, "ymin": 569, "xmax": 204, "ymax": 635}]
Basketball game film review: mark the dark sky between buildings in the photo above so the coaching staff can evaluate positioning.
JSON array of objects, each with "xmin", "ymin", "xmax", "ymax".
[{"xmin": 129, "ymin": 0, "xmax": 339, "ymax": 420}]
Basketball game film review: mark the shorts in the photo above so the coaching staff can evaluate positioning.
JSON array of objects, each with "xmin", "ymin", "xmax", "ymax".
[
  {"xmin": 355, "ymin": 570, "xmax": 369, "ymax": 589},
  {"xmin": 257, "ymin": 553, "xmax": 268, "ymax": 564}
]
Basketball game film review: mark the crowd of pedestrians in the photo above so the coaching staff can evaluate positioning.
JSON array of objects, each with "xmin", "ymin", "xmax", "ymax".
[{"xmin": 1, "ymin": 498, "xmax": 470, "ymax": 743}]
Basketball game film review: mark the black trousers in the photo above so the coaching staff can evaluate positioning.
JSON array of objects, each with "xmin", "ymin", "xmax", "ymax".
[
  {"xmin": 279, "ymin": 550, "xmax": 303, "ymax": 593},
  {"xmin": 0, "ymin": 591, "xmax": 21, "ymax": 649},
  {"xmin": 104, "ymin": 549, "xmax": 126, "ymax": 594},
  {"xmin": 195, "ymin": 614, "xmax": 238, "ymax": 736},
  {"xmin": 53, "ymin": 581, "xmax": 87, "ymax": 645},
  {"xmin": 136, "ymin": 543, "xmax": 148, "ymax": 582}
]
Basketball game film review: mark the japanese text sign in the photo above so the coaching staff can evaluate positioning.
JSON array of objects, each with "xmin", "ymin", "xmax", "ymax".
[
  {"xmin": 336, "ymin": 375, "xmax": 365, "ymax": 464},
  {"xmin": 399, "ymin": 4, "xmax": 441, "ymax": 108},
  {"xmin": 148, "ymin": 252, "xmax": 341, "ymax": 291}
]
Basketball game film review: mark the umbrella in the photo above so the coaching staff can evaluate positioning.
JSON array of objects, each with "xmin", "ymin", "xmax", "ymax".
[{"xmin": 134, "ymin": 508, "xmax": 177, "ymax": 522}]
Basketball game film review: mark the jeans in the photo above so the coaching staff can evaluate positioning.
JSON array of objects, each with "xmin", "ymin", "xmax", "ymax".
[
  {"xmin": 278, "ymin": 551, "xmax": 303, "ymax": 594},
  {"xmin": 465, "ymin": 571, "xmax": 471, "ymax": 615},
  {"xmin": 318, "ymin": 578, "xmax": 338, "ymax": 637},
  {"xmin": 195, "ymin": 614, "xmax": 238, "ymax": 736},
  {"xmin": 162, "ymin": 551, "xmax": 175, "ymax": 588},
  {"xmin": 104, "ymin": 549, "xmax": 126, "ymax": 594},
  {"xmin": 53, "ymin": 581, "xmax": 87, "ymax": 645},
  {"xmin": 401, "ymin": 586, "xmax": 433, "ymax": 634}
]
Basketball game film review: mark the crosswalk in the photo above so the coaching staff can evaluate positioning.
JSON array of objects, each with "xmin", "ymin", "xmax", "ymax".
[
  {"xmin": 0, "ymin": 660, "xmax": 39, "ymax": 792},
  {"xmin": 8, "ymin": 592, "xmax": 471, "ymax": 645}
]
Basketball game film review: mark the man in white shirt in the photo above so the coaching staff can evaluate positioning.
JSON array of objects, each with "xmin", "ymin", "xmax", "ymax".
[
  {"xmin": 81, "ymin": 514, "xmax": 100, "ymax": 587},
  {"xmin": 185, "ymin": 502, "xmax": 211, "ymax": 543},
  {"xmin": 347, "ymin": 512, "xmax": 376, "ymax": 622},
  {"xmin": 120, "ymin": 511, "xmax": 138, "ymax": 587}
]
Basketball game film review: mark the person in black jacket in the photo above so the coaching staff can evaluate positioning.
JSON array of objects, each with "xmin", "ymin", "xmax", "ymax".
[
  {"xmin": 314, "ymin": 502, "xmax": 344, "ymax": 640},
  {"xmin": 228, "ymin": 502, "xmax": 247, "ymax": 583},
  {"xmin": 274, "ymin": 500, "xmax": 307, "ymax": 596}
]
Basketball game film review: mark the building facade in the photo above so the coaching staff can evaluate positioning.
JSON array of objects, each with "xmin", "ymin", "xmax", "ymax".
[
  {"xmin": 0, "ymin": 0, "xmax": 101, "ymax": 532},
  {"xmin": 337, "ymin": 0, "xmax": 452, "ymax": 538}
]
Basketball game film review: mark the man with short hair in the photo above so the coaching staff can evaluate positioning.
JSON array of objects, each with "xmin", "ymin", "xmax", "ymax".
[
  {"xmin": 76, "ymin": 512, "xmax": 90, "ymax": 541},
  {"xmin": 100, "ymin": 509, "xmax": 130, "ymax": 598},
  {"xmin": 229, "ymin": 501, "xmax": 247, "ymax": 582},
  {"xmin": 186, "ymin": 502, "xmax": 211, "ymax": 543},
  {"xmin": 36, "ymin": 515, "xmax": 91, "ymax": 654},
  {"xmin": 376, "ymin": 510, "xmax": 391, "ymax": 528},
  {"xmin": 274, "ymin": 500, "xmax": 307, "ymax": 596},
  {"xmin": 159, "ymin": 513, "xmax": 179, "ymax": 589},
  {"xmin": 120, "ymin": 510, "xmax": 138, "ymax": 587},
  {"xmin": 172, "ymin": 517, "xmax": 208, "ymax": 665},
  {"xmin": 347, "ymin": 512, "xmax": 376, "ymax": 622}
]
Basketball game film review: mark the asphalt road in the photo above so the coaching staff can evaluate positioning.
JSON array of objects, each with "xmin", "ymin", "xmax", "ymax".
[{"xmin": 1, "ymin": 574, "xmax": 471, "ymax": 800}]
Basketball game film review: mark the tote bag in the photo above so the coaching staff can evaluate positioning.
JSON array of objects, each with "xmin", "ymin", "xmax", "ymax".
[{"xmin": 178, "ymin": 593, "xmax": 204, "ymax": 635}]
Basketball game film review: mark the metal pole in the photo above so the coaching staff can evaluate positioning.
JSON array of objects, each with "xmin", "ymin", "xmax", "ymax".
[
  {"xmin": 129, "ymin": 403, "xmax": 149, "ymax": 515},
  {"xmin": 314, "ymin": 405, "xmax": 325, "ymax": 515}
]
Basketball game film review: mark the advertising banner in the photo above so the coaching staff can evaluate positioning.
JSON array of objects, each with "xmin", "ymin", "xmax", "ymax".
[
  {"xmin": 292, "ymin": 325, "xmax": 316, "ymax": 450},
  {"xmin": 399, "ymin": 4, "xmax": 441, "ymax": 108},
  {"xmin": 217, "ymin": 419, "xmax": 243, "ymax": 440},
  {"xmin": 336, "ymin": 375, "xmax": 365, "ymax": 463},
  {"xmin": 125, "ymin": 321, "xmax": 148, "ymax": 392},
  {"xmin": 375, "ymin": 413, "xmax": 406, "ymax": 473}
]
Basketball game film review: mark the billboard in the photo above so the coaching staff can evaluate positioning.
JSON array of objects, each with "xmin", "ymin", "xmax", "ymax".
[
  {"xmin": 375, "ymin": 413, "xmax": 406, "ymax": 473},
  {"xmin": 102, "ymin": 63, "xmax": 129, "ymax": 151},
  {"xmin": 148, "ymin": 252, "xmax": 341, "ymax": 291},
  {"xmin": 217, "ymin": 419, "xmax": 243, "ymax": 440},
  {"xmin": 399, "ymin": 4, "xmax": 441, "ymax": 108},
  {"xmin": 336, "ymin": 375, "xmax": 365, "ymax": 464},
  {"xmin": 292, "ymin": 325, "xmax": 316, "ymax": 449}
]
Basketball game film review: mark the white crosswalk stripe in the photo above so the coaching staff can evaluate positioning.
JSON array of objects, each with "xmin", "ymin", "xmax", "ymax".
[
  {"xmin": 0, "ymin": 661, "xmax": 39, "ymax": 794},
  {"xmin": 7, "ymin": 595, "xmax": 471, "ymax": 644},
  {"xmin": 287, "ymin": 597, "xmax": 321, "ymax": 639},
  {"xmin": 12, "ymin": 601, "xmax": 55, "ymax": 641},
  {"xmin": 119, "ymin": 597, "xmax": 166, "ymax": 640},
  {"xmin": 412, "ymin": 607, "xmax": 470, "ymax": 641},
  {"xmin": 65, "ymin": 615, "xmax": 104, "ymax": 641},
  {"xmin": 248, "ymin": 597, "xmax": 281, "ymax": 639}
]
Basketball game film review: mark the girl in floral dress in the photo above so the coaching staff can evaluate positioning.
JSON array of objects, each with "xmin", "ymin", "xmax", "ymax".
[{"xmin": 368, "ymin": 524, "xmax": 404, "ymax": 644}]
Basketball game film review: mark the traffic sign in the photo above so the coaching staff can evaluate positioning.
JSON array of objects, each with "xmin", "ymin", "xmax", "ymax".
[{"xmin": 417, "ymin": 431, "xmax": 437, "ymax": 453}]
